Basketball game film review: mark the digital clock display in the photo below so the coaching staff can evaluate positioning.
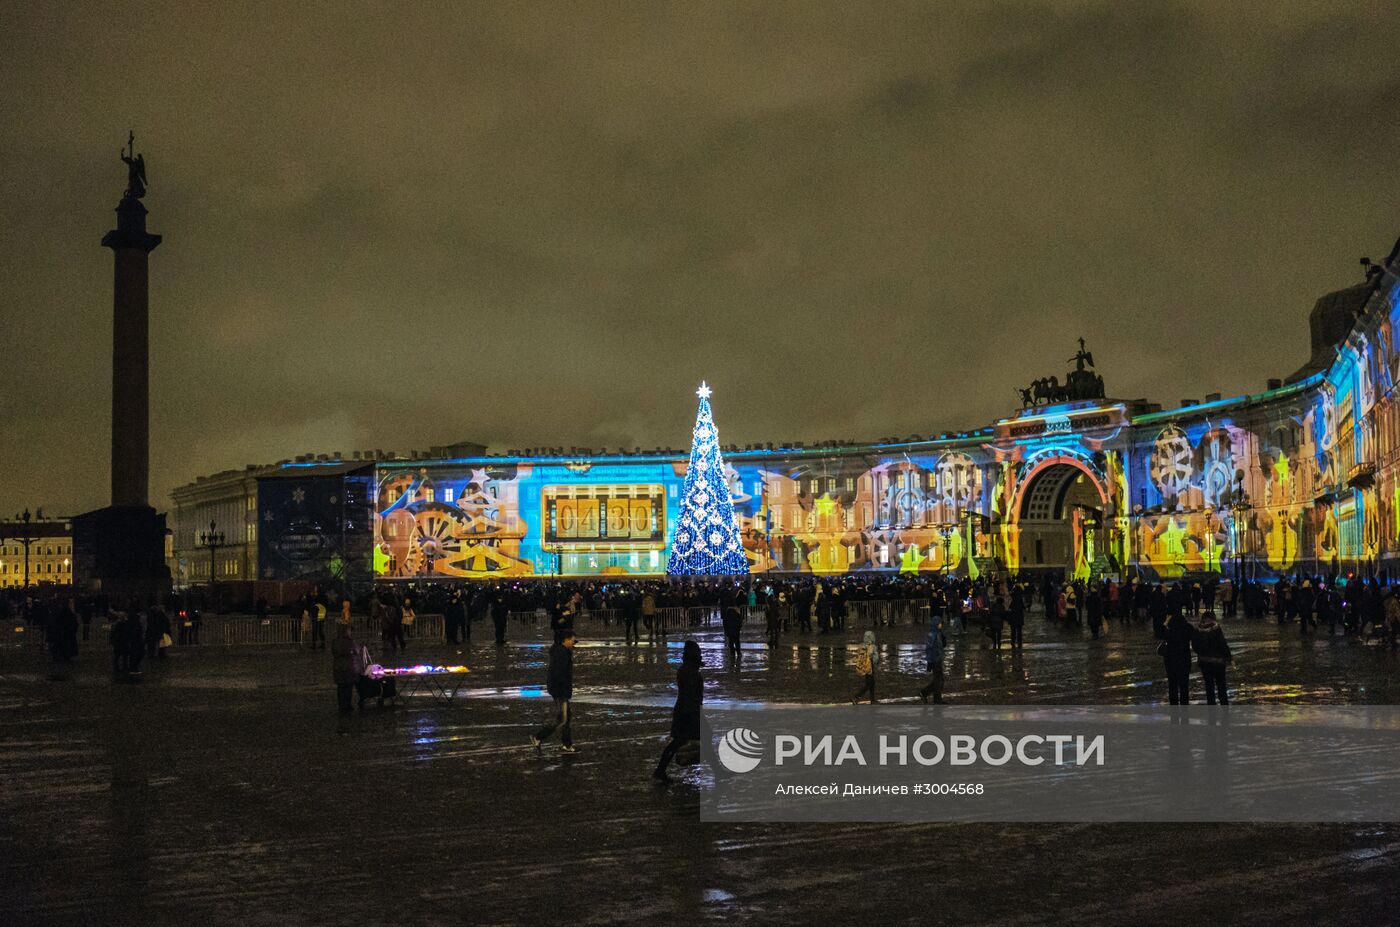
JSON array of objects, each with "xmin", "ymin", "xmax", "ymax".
[{"xmin": 543, "ymin": 485, "xmax": 666, "ymax": 548}]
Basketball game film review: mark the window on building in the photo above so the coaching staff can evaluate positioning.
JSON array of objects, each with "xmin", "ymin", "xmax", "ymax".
[{"xmin": 444, "ymin": 488, "xmax": 454, "ymax": 503}]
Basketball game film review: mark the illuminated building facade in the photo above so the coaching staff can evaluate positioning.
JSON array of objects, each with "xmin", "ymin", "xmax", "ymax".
[
  {"xmin": 0, "ymin": 519, "xmax": 74, "ymax": 589},
  {"xmin": 251, "ymin": 242, "xmax": 1400, "ymax": 584}
]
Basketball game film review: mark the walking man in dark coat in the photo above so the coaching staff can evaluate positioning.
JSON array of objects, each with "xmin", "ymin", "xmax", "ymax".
[{"xmin": 531, "ymin": 629, "xmax": 577, "ymax": 753}]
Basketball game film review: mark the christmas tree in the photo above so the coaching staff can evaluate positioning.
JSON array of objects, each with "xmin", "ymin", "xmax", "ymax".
[{"xmin": 667, "ymin": 382, "xmax": 749, "ymax": 576}]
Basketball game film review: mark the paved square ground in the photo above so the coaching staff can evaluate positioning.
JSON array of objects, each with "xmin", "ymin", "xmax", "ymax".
[{"xmin": 3, "ymin": 614, "xmax": 1399, "ymax": 926}]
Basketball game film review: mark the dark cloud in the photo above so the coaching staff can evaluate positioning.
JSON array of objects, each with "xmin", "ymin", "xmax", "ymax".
[{"xmin": 2, "ymin": 2, "xmax": 1398, "ymax": 517}]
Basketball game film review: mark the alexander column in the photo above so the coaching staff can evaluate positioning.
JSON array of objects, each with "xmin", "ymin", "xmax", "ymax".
[
  {"xmin": 72, "ymin": 134, "xmax": 170, "ymax": 598},
  {"xmin": 102, "ymin": 132, "xmax": 160, "ymax": 506}
]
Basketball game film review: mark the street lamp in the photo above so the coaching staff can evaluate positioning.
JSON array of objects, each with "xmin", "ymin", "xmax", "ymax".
[
  {"xmin": 3, "ymin": 508, "xmax": 40, "ymax": 590},
  {"xmin": 938, "ymin": 522, "xmax": 956, "ymax": 577},
  {"xmin": 1078, "ymin": 506, "xmax": 1100, "ymax": 580},
  {"xmin": 1203, "ymin": 505, "xmax": 1218, "ymax": 573},
  {"xmin": 198, "ymin": 520, "xmax": 227, "ymax": 587},
  {"xmin": 1230, "ymin": 493, "xmax": 1251, "ymax": 583}
]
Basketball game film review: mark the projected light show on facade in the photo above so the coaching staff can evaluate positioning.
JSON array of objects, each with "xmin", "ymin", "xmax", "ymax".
[{"xmin": 318, "ymin": 246, "xmax": 1400, "ymax": 585}]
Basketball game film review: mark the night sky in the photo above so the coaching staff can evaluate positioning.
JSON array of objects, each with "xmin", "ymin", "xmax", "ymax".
[{"xmin": 2, "ymin": 3, "xmax": 1398, "ymax": 518}]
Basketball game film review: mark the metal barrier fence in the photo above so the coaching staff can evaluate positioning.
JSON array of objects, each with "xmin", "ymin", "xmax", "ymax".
[
  {"xmin": 1, "ymin": 614, "xmax": 447, "ymax": 649},
  {"xmin": 503, "ymin": 601, "xmax": 933, "ymax": 634},
  {"xmin": 195, "ymin": 613, "xmax": 447, "ymax": 646},
  {"xmin": 4, "ymin": 600, "xmax": 937, "ymax": 649}
]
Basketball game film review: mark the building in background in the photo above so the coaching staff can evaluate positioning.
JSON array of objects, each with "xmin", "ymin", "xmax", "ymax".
[
  {"xmin": 194, "ymin": 237, "xmax": 1400, "ymax": 586},
  {"xmin": 167, "ymin": 449, "xmax": 450, "ymax": 595},
  {"xmin": 0, "ymin": 517, "xmax": 74, "ymax": 589},
  {"xmin": 168, "ymin": 464, "xmax": 271, "ymax": 587},
  {"xmin": 256, "ymin": 460, "xmax": 375, "ymax": 595}
]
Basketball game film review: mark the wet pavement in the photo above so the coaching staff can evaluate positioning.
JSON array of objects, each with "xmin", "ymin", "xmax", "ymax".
[{"xmin": 3, "ymin": 613, "xmax": 1399, "ymax": 925}]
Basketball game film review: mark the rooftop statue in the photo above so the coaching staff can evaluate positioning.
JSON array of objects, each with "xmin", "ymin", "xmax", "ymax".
[
  {"xmin": 1020, "ymin": 338, "xmax": 1106, "ymax": 408},
  {"xmin": 120, "ymin": 130, "xmax": 147, "ymax": 199}
]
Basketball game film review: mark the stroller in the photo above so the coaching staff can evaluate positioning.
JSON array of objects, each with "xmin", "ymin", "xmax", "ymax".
[{"xmin": 353, "ymin": 643, "xmax": 397, "ymax": 709}]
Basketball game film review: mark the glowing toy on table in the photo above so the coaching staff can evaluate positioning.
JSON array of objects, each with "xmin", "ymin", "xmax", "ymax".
[{"xmin": 369, "ymin": 664, "xmax": 470, "ymax": 677}]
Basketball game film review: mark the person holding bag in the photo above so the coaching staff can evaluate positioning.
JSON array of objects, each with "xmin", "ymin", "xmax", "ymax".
[{"xmin": 1156, "ymin": 611, "xmax": 1194, "ymax": 704}]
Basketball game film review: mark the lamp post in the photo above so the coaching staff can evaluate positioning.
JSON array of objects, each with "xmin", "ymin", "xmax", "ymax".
[
  {"xmin": 198, "ymin": 520, "xmax": 227, "ymax": 588},
  {"xmin": 1203, "ymin": 505, "xmax": 1218, "ymax": 574},
  {"xmin": 939, "ymin": 522, "xmax": 956, "ymax": 577},
  {"xmin": 4, "ymin": 508, "xmax": 40, "ymax": 590},
  {"xmin": 1131, "ymin": 504, "xmax": 1144, "ymax": 581},
  {"xmin": 1230, "ymin": 493, "xmax": 1250, "ymax": 583},
  {"xmin": 1077, "ymin": 506, "xmax": 1100, "ymax": 581}
]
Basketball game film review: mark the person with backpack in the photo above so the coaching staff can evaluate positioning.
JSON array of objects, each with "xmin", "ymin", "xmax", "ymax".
[
  {"xmin": 653, "ymin": 640, "xmax": 704, "ymax": 782},
  {"xmin": 531, "ymin": 629, "xmax": 578, "ymax": 753},
  {"xmin": 919, "ymin": 618, "xmax": 948, "ymax": 704},
  {"xmin": 850, "ymin": 630, "xmax": 878, "ymax": 704},
  {"xmin": 1191, "ymin": 612, "xmax": 1233, "ymax": 705}
]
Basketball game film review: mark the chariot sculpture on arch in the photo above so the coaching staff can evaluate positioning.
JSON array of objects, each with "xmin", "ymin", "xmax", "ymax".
[{"xmin": 1019, "ymin": 337, "xmax": 1107, "ymax": 408}]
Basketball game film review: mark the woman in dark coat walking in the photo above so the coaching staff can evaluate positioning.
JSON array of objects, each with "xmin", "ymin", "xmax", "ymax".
[{"xmin": 653, "ymin": 640, "xmax": 704, "ymax": 782}]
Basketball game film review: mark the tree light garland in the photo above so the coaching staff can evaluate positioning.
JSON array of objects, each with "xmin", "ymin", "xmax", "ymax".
[{"xmin": 667, "ymin": 382, "xmax": 749, "ymax": 576}]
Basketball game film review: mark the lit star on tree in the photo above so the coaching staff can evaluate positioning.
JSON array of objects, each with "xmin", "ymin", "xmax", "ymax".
[{"xmin": 696, "ymin": 381, "xmax": 712, "ymax": 400}]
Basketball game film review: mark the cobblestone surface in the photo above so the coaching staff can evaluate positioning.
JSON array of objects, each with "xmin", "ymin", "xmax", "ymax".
[{"xmin": 2, "ymin": 613, "xmax": 1398, "ymax": 925}]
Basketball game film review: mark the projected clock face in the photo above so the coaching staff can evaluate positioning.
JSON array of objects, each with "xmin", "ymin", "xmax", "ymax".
[{"xmin": 544, "ymin": 485, "xmax": 666, "ymax": 547}]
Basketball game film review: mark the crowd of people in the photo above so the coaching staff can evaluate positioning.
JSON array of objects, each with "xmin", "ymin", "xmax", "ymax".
[{"xmin": 8, "ymin": 570, "xmax": 1400, "ymax": 772}]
